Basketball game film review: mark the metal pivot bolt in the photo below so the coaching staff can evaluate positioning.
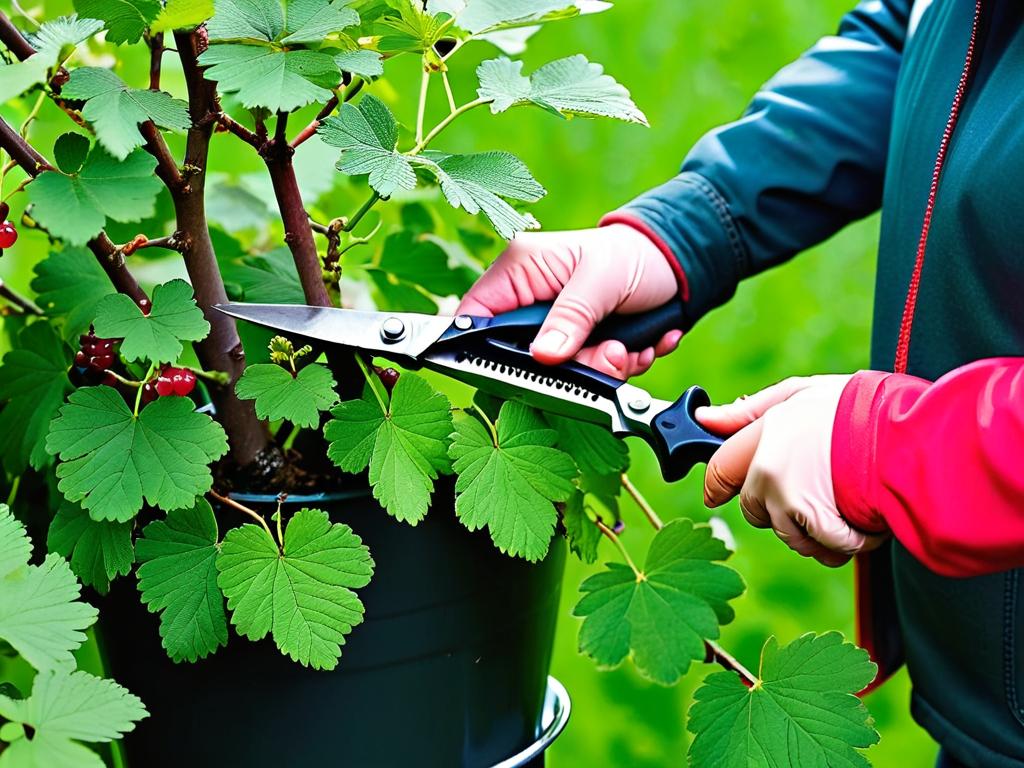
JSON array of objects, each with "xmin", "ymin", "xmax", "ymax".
[
  {"xmin": 381, "ymin": 317, "xmax": 406, "ymax": 343},
  {"xmin": 628, "ymin": 394, "xmax": 651, "ymax": 413},
  {"xmin": 454, "ymin": 314, "xmax": 473, "ymax": 330}
]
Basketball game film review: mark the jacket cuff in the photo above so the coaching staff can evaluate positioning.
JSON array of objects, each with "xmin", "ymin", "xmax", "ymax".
[
  {"xmin": 601, "ymin": 171, "xmax": 748, "ymax": 325},
  {"xmin": 831, "ymin": 370, "xmax": 891, "ymax": 533},
  {"xmin": 598, "ymin": 212, "xmax": 690, "ymax": 302}
]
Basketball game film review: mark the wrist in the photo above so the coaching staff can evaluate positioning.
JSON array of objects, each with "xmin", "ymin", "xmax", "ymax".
[{"xmin": 599, "ymin": 213, "xmax": 690, "ymax": 302}]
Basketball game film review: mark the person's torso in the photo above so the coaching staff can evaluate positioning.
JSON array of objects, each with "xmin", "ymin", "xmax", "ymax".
[{"xmin": 875, "ymin": 0, "xmax": 1024, "ymax": 763}]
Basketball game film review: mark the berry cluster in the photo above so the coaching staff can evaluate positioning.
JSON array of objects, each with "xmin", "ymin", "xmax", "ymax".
[
  {"xmin": 75, "ymin": 328, "xmax": 117, "ymax": 373},
  {"xmin": 141, "ymin": 366, "xmax": 197, "ymax": 404},
  {"xmin": 0, "ymin": 203, "xmax": 17, "ymax": 251}
]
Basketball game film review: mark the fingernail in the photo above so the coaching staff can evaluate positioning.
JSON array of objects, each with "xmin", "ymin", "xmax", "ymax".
[
  {"xmin": 694, "ymin": 405, "xmax": 716, "ymax": 422},
  {"xmin": 532, "ymin": 330, "xmax": 568, "ymax": 357},
  {"xmin": 668, "ymin": 330, "xmax": 683, "ymax": 347}
]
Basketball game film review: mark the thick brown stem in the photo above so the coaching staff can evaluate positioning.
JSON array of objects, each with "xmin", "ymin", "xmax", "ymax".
[
  {"xmin": 263, "ymin": 140, "xmax": 332, "ymax": 307},
  {"xmin": 139, "ymin": 121, "xmax": 183, "ymax": 189},
  {"xmin": 174, "ymin": 29, "xmax": 268, "ymax": 466},
  {"xmin": 0, "ymin": 117, "xmax": 48, "ymax": 173},
  {"xmin": 0, "ymin": 12, "xmax": 35, "ymax": 60},
  {"xmin": 148, "ymin": 32, "xmax": 163, "ymax": 90}
]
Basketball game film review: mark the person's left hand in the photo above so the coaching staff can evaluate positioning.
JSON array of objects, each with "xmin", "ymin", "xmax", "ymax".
[{"xmin": 695, "ymin": 375, "xmax": 888, "ymax": 567}]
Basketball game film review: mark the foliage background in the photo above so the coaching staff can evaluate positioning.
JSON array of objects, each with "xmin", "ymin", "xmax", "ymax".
[{"xmin": 0, "ymin": 0, "xmax": 936, "ymax": 764}]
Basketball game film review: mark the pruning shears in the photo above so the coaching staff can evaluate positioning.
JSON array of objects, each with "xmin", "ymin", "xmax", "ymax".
[{"xmin": 215, "ymin": 300, "xmax": 725, "ymax": 481}]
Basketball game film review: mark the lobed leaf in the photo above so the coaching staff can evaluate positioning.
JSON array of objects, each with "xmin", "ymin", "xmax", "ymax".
[
  {"xmin": 216, "ymin": 508, "xmax": 374, "ymax": 670},
  {"xmin": 326, "ymin": 373, "xmax": 453, "ymax": 524},
  {"xmin": 94, "ymin": 278, "xmax": 210, "ymax": 364},
  {"xmin": 27, "ymin": 144, "xmax": 163, "ymax": 246},
  {"xmin": 318, "ymin": 95, "xmax": 415, "ymax": 197},
  {"xmin": 235, "ymin": 362, "xmax": 338, "ymax": 429},
  {"xmin": 31, "ymin": 247, "xmax": 114, "ymax": 341},
  {"xmin": 573, "ymin": 518, "xmax": 745, "ymax": 685},
  {"xmin": 73, "ymin": 0, "xmax": 161, "ymax": 44},
  {"xmin": 478, "ymin": 54, "xmax": 647, "ymax": 124},
  {"xmin": 135, "ymin": 500, "xmax": 228, "ymax": 662},
  {"xmin": 0, "ymin": 323, "xmax": 73, "ymax": 475},
  {"xmin": 46, "ymin": 387, "xmax": 229, "ymax": 522},
  {"xmin": 151, "ymin": 0, "xmax": 215, "ymax": 31},
  {"xmin": 414, "ymin": 151, "xmax": 545, "ymax": 239},
  {"xmin": 199, "ymin": 44, "xmax": 340, "ymax": 112},
  {"xmin": 0, "ymin": 670, "xmax": 147, "ymax": 768},
  {"xmin": 0, "ymin": 15, "xmax": 103, "ymax": 102},
  {"xmin": 47, "ymin": 499, "xmax": 134, "ymax": 595},
  {"xmin": 448, "ymin": 401, "xmax": 577, "ymax": 561},
  {"xmin": 63, "ymin": 68, "xmax": 192, "ymax": 160},
  {"xmin": 0, "ymin": 506, "xmax": 98, "ymax": 673},
  {"xmin": 688, "ymin": 632, "xmax": 880, "ymax": 767}
]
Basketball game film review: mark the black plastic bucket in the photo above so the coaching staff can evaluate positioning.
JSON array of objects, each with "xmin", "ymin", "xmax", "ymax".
[{"xmin": 98, "ymin": 483, "xmax": 567, "ymax": 767}]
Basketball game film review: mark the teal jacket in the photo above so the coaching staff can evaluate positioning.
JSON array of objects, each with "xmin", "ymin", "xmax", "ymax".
[{"xmin": 609, "ymin": 0, "xmax": 1024, "ymax": 763}]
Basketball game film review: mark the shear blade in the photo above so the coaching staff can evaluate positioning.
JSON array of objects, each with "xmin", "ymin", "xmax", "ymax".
[{"xmin": 214, "ymin": 303, "xmax": 455, "ymax": 360}]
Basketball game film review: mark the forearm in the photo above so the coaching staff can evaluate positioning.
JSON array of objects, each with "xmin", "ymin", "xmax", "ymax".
[
  {"xmin": 833, "ymin": 358, "xmax": 1024, "ymax": 577},
  {"xmin": 606, "ymin": 0, "xmax": 910, "ymax": 324}
]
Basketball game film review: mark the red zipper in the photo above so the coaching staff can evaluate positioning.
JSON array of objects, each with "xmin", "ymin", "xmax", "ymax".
[{"xmin": 893, "ymin": 0, "xmax": 984, "ymax": 374}]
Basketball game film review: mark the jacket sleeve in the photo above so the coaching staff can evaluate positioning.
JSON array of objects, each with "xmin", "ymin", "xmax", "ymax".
[
  {"xmin": 601, "ymin": 0, "xmax": 911, "ymax": 326},
  {"xmin": 832, "ymin": 359, "xmax": 1024, "ymax": 578}
]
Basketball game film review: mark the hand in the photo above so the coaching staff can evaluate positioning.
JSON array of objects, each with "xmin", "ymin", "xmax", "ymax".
[
  {"xmin": 456, "ymin": 224, "xmax": 684, "ymax": 379},
  {"xmin": 696, "ymin": 375, "xmax": 888, "ymax": 567}
]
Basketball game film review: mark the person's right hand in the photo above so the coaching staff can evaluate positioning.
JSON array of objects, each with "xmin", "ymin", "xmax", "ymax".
[{"xmin": 456, "ymin": 224, "xmax": 684, "ymax": 379}]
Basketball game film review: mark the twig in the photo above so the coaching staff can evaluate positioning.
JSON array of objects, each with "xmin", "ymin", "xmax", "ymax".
[
  {"xmin": 0, "ymin": 278, "xmax": 43, "ymax": 315},
  {"xmin": 622, "ymin": 472, "xmax": 664, "ymax": 529},
  {"xmin": 415, "ymin": 69, "xmax": 430, "ymax": 144},
  {"xmin": 0, "ymin": 11, "xmax": 36, "ymax": 60},
  {"xmin": 209, "ymin": 490, "xmax": 276, "ymax": 541},
  {"xmin": 290, "ymin": 95, "xmax": 338, "ymax": 149},
  {"xmin": 139, "ymin": 121, "xmax": 184, "ymax": 190},
  {"xmin": 147, "ymin": 31, "xmax": 164, "ymax": 90},
  {"xmin": 595, "ymin": 519, "xmax": 642, "ymax": 577},
  {"xmin": 705, "ymin": 640, "xmax": 758, "ymax": 688},
  {"xmin": 441, "ymin": 70, "xmax": 456, "ymax": 113},
  {"xmin": 216, "ymin": 112, "xmax": 262, "ymax": 148},
  {"xmin": 409, "ymin": 96, "xmax": 488, "ymax": 155},
  {"xmin": 273, "ymin": 111, "xmax": 289, "ymax": 144},
  {"xmin": 342, "ymin": 191, "xmax": 380, "ymax": 232}
]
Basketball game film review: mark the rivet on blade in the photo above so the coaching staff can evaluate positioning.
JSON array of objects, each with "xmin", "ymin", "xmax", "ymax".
[
  {"xmin": 454, "ymin": 315, "xmax": 473, "ymax": 330},
  {"xmin": 381, "ymin": 317, "xmax": 405, "ymax": 342},
  {"xmin": 628, "ymin": 395, "xmax": 651, "ymax": 413}
]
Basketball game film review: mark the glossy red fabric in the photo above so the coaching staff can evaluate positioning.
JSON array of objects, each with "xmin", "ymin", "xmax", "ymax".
[{"xmin": 833, "ymin": 359, "xmax": 1024, "ymax": 578}]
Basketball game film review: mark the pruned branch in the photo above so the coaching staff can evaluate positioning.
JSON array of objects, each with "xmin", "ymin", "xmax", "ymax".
[
  {"xmin": 216, "ymin": 112, "xmax": 261, "ymax": 148},
  {"xmin": 0, "ymin": 11, "xmax": 36, "ymax": 61}
]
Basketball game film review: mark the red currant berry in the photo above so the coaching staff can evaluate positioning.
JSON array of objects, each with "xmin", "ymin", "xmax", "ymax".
[
  {"xmin": 0, "ymin": 221, "xmax": 18, "ymax": 249},
  {"xmin": 155, "ymin": 373, "xmax": 175, "ymax": 397},
  {"xmin": 92, "ymin": 354, "xmax": 114, "ymax": 370},
  {"xmin": 0, "ymin": 203, "xmax": 8, "ymax": 221},
  {"xmin": 137, "ymin": 298, "xmax": 151, "ymax": 316},
  {"xmin": 376, "ymin": 367, "xmax": 400, "ymax": 394},
  {"xmin": 74, "ymin": 350, "xmax": 88, "ymax": 367},
  {"xmin": 172, "ymin": 369, "xmax": 196, "ymax": 397},
  {"xmin": 140, "ymin": 381, "xmax": 158, "ymax": 404}
]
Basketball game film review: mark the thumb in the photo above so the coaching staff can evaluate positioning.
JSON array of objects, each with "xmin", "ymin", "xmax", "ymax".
[
  {"xmin": 704, "ymin": 418, "xmax": 764, "ymax": 508},
  {"xmin": 695, "ymin": 376, "xmax": 815, "ymax": 436},
  {"xmin": 530, "ymin": 265, "xmax": 619, "ymax": 365}
]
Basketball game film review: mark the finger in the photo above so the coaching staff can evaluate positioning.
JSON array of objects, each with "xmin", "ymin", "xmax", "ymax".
[
  {"xmin": 574, "ymin": 340, "xmax": 629, "ymax": 378},
  {"xmin": 632, "ymin": 346, "xmax": 657, "ymax": 375},
  {"xmin": 771, "ymin": 512, "xmax": 837, "ymax": 561},
  {"xmin": 694, "ymin": 376, "xmax": 814, "ymax": 436},
  {"xmin": 738, "ymin": 488, "xmax": 771, "ymax": 529},
  {"xmin": 653, "ymin": 330, "xmax": 684, "ymax": 358},
  {"xmin": 814, "ymin": 550, "xmax": 852, "ymax": 568},
  {"xmin": 456, "ymin": 236, "xmax": 569, "ymax": 317},
  {"xmin": 531, "ymin": 263, "xmax": 620, "ymax": 364},
  {"xmin": 704, "ymin": 419, "xmax": 764, "ymax": 508}
]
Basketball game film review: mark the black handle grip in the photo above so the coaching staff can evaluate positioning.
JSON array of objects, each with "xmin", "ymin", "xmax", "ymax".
[
  {"xmin": 649, "ymin": 386, "xmax": 725, "ymax": 482},
  {"xmin": 480, "ymin": 300, "xmax": 686, "ymax": 353}
]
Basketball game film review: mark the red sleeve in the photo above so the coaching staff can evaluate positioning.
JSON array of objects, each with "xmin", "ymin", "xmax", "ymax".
[{"xmin": 832, "ymin": 358, "xmax": 1024, "ymax": 578}]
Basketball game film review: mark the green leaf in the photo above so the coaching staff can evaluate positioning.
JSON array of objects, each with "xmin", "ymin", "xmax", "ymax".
[
  {"xmin": 199, "ymin": 44, "xmax": 340, "ymax": 112},
  {"xmin": 53, "ymin": 133, "xmax": 90, "ymax": 175},
  {"xmin": 47, "ymin": 387, "xmax": 229, "ymax": 522},
  {"xmin": 216, "ymin": 508, "xmax": 374, "ymax": 670},
  {"xmin": 318, "ymin": 94, "xmax": 415, "ymax": 197},
  {"xmin": 27, "ymin": 145, "xmax": 163, "ymax": 246},
  {"xmin": 63, "ymin": 68, "xmax": 192, "ymax": 161},
  {"xmin": 219, "ymin": 247, "xmax": 306, "ymax": 304},
  {"xmin": 31, "ymin": 247, "xmax": 114, "ymax": 341},
  {"xmin": 0, "ymin": 506, "xmax": 98, "ymax": 673},
  {"xmin": 688, "ymin": 632, "xmax": 880, "ymax": 768},
  {"xmin": 548, "ymin": 414, "xmax": 628, "ymax": 477},
  {"xmin": 478, "ymin": 55, "xmax": 647, "ymax": 124},
  {"xmin": 376, "ymin": 2, "xmax": 448, "ymax": 53},
  {"xmin": 73, "ymin": 0, "xmax": 161, "ymax": 44},
  {"xmin": 326, "ymin": 374, "xmax": 452, "ymax": 524},
  {"xmin": 47, "ymin": 499, "xmax": 134, "ymax": 595},
  {"xmin": 281, "ymin": 0, "xmax": 359, "ymax": 44},
  {"xmin": 235, "ymin": 362, "xmax": 337, "ymax": 429},
  {"xmin": 414, "ymin": 151, "xmax": 544, "ymax": 239},
  {"xmin": 0, "ymin": 670, "xmax": 146, "ymax": 768},
  {"xmin": 573, "ymin": 518, "xmax": 745, "ymax": 685},
  {"xmin": 443, "ymin": 0, "xmax": 576, "ymax": 34},
  {"xmin": 562, "ymin": 490, "xmax": 601, "ymax": 564},
  {"xmin": 135, "ymin": 500, "xmax": 228, "ymax": 663},
  {"xmin": 0, "ymin": 322, "xmax": 73, "ymax": 475},
  {"xmin": 205, "ymin": 0, "xmax": 283, "ymax": 40},
  {"xmin": 448, "ymin": 402, "xmax": 577, "ymax": 561},
  {"xmin": 374, "ymin": 230, "xmax": 477, "ymax": 298},
  {"xmin": 334, "ymin": 48, "xmax": 383, "ymax": 77},
  {"xmin": 94, "ymin": 278, "xmax": 210, "ymax": 364},
  {"xmin": 0, "ymin": 15, "xmax": 103, "ymax": 102},
  {"xmin": 152, "ymin": 0, "xmax": 215, "ymax": 31}
]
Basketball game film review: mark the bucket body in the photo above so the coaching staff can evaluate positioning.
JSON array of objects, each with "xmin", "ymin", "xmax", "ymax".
[{"xmin": 99, "ymin": 484, "xmax": 566, "ymax": 768}]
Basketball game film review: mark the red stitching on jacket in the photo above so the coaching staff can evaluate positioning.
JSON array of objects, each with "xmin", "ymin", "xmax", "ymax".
[{"xmin": 893, "ymin": 0, "xmax": 984, "ymax": 374}]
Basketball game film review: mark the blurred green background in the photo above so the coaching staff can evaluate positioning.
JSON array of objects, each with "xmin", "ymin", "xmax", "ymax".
[{"xmin": 0, "ymin": 0, "xmax": 936, "ymax": 765}]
